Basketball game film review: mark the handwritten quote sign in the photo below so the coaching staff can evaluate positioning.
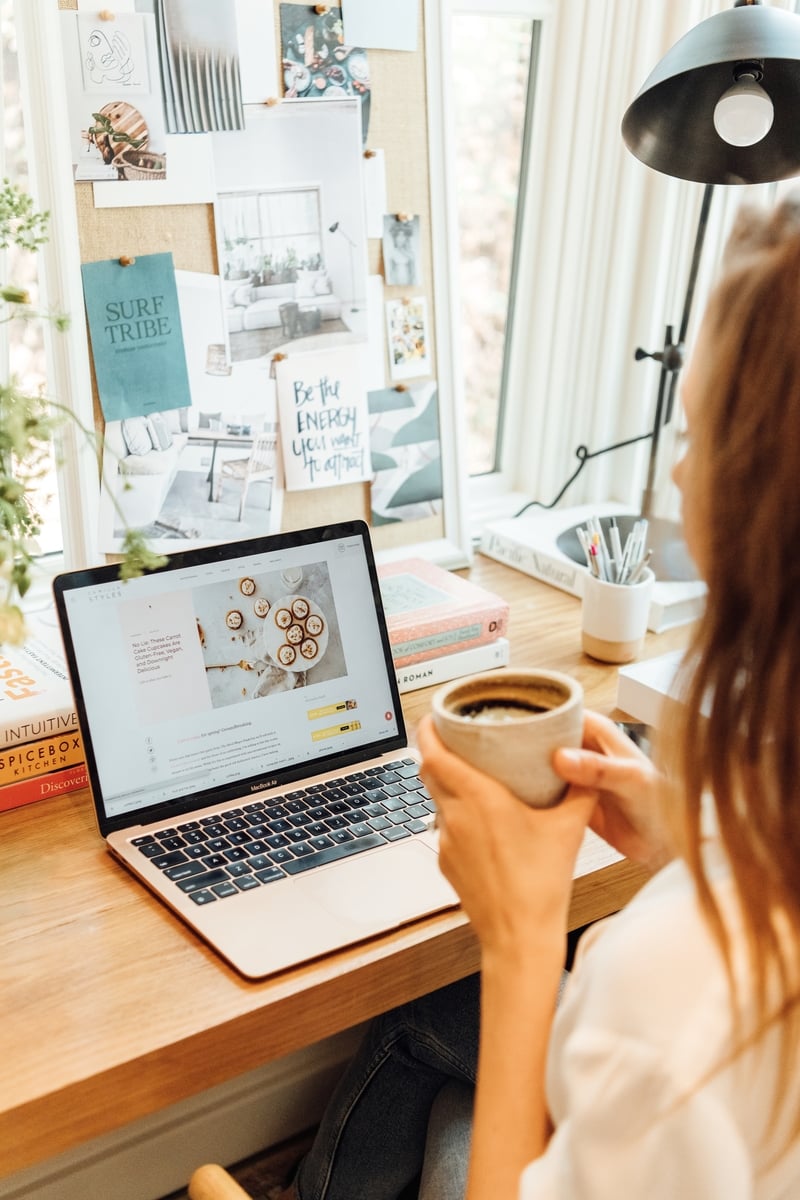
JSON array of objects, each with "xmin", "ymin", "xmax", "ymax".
[{"xmin": 275, "ymin": 346, "xmax": 370, "ymax": 491}]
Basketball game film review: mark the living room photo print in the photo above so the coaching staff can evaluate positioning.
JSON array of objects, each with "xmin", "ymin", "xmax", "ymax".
[
  {"xmin": 96, "ymin": 271, "xmax": 285, "ymax": 555},
  {"xmin": 212, "ymin": 98, "xmax": 369, "ymax": 362}
]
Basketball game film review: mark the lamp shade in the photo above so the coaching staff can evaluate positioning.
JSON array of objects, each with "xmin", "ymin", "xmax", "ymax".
[{"xmin": 622, "ymin": 4, "xmax": 800, "ymax": 184}]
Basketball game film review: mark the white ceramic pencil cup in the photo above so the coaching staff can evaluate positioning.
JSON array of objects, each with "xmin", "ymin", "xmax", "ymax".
[
  {"xmin": 581, "ymin": 568, "xmax": 655, "ymax": 664},
  {"xmin": 431, "ymin": 668, "xmax": 584, "ymax": 808}
]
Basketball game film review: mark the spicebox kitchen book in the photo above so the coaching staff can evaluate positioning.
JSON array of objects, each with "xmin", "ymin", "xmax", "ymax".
[{"xmin": 377, "ymin": 558, "xmax": 509, "ymax": 668}]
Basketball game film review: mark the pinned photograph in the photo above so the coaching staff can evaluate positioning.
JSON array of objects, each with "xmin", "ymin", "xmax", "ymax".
[
  {"xmin": 153, "ymin": 0, "xmax": 244, "ymax": 133},
  {"xmin": 279, "ymin": 4, "xmax": 371, "ymax": 142},
  {"xmin": 60, "ymin": 9, "xmax": 168, "ymax": 182},
  {"xmin": 97, "ymin": 271, "xmax": 284, "ymax": 555},
  {"xmin": 213, "ymin": 99, "xmax": 368, "ymax": 361},
  {"xmin": 369, "ymin": 381, "xmax": 442, "ymax": 525},
  {"xmin": 383, "ymin": 215, "xmax": 421, "ymax": 287},
  {"xmin": 386, "ymin": 296, "xmax": 431, "ymax": 381}
]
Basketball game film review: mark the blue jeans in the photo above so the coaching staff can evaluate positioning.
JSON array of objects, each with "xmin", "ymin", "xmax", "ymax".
[{"xmin": 292, "ymin": 973, "xmax": 481, "ymax": 1200}]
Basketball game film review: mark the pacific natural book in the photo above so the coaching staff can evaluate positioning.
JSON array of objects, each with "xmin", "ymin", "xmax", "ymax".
[
  {"xmin": 378, "ymin": 558, "xmax": 509, "ymax": 668},
  {"xmin": 479, "ymin": 503, "xmax": 707, "ymax": 633}
]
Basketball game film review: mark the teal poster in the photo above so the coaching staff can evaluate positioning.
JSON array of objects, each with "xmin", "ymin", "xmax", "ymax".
[{"xmin": 81, "ymin": 252, "xmax": 191, "ymax": 421}]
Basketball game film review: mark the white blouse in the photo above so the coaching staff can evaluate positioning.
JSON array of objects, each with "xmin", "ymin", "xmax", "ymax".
[{"xmin": 520, "ymin": 853, "xmax": 800, "ymax": 1200}]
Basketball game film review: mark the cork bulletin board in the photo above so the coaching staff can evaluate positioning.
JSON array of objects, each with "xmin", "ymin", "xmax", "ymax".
[{"xmin": 59, "ymin": 0, "xmax": 442, "ymax": 558}]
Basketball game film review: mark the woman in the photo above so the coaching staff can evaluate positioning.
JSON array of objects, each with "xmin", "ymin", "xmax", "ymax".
[{"xmin": 281, "ymin": 198, "xmax": 800, "ymax": 1199}]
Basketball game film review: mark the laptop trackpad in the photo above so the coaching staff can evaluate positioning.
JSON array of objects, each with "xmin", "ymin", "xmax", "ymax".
[{"xmin": 302, "ymin": 841, "xmax": 458, "ymax": 929}]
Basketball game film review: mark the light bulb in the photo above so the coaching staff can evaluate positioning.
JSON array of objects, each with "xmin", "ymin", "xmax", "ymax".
[{"xmin": 713, "ymin": 76, "xmax": 774, "ymax": 147}]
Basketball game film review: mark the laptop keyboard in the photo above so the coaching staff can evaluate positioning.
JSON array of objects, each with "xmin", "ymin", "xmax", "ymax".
[{"xmin": 130, "ymin": 759, "xmax": 435, "ymax": 906}]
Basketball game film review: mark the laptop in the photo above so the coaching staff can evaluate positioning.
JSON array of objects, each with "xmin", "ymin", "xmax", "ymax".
[{"xmin": 52, "ymin": 520, "xmax": 458, "ymax": 978}]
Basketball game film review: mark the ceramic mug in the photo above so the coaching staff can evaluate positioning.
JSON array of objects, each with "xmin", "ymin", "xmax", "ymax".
[
  {"xmin": 431, "ymin": 668, "xmax": 583, "ymax": 807},
  {"xmin": 581, "ymin": 568, "xmax": 655, "ymax": 664}
]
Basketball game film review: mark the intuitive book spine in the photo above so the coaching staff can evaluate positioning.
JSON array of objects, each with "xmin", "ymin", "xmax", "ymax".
[
  {"xmin": 0, "ymin": 762, "xmax": 89, "ymax": 813},
  {"xmin": 394, "ymin": 637, "xmax": 510, "ymax": 694},
  {"xmin": 0, "ymin": 726, "xmax": 84, "ymax": 786}
]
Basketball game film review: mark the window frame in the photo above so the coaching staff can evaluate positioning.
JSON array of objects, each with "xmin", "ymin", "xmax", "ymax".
[{"xmin": 16, "ymin": 0, "xmax": 101, "ymax": 577}]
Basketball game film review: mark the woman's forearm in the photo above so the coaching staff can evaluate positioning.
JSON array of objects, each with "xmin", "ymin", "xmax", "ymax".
[{"xmin": 467, "ymin": 939, "xmax": 564, "ymax": 1200}]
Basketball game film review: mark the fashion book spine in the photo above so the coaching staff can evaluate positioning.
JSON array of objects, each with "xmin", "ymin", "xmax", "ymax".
[
  {"xmin": 394, "ymin": 637, "xmax": 510, "ymax": 694},
  {"xmin": 0, "ymin": 762, "xmax": 89, "ymax": 813}
]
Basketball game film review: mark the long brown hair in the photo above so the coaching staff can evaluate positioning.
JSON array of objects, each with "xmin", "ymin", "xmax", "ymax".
[{"xmin": 670, "ymin": 196, "xmax": 800, "ymax": 1137}]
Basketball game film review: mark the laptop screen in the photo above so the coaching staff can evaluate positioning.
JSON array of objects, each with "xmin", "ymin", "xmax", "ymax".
[{"xmin": 53, "ymin": 521, "xmax": 406, "ymax": 834}]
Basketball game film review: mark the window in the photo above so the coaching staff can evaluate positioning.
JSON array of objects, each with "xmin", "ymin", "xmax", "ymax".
[
  {"xmin": 2, "ymin": 0, "xmax": 61, "ymax": 556},
  {"xmin": 450, "ymin": 12, "xmax": 540, "ymax": 476},
  {"xmin": 217, "ymin": 186, "xmax": 324, "ymax": 283}
]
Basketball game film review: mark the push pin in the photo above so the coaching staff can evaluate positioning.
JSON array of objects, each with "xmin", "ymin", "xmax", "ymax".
[
  {"xmin": 99, "ymin": 8, "xmax": 115, "ymax": 19},
  {"xmin": 272, "ymin": 352, "xmax": 287, "ymax": 362},
  {"xmin": 396, "ymin": 212, "xmax": 410, "ymax": 224},
  {"xmin": 264, "ymin": 97, "xmax": 280, "ymax": 107},
  {"xmin": 315, "ymin": 4, "xmax": 329, "ymax": 13},
  {"xmin": 119, "ymin": 254, "xmax": 135, "ymax": 267},
  {"xmin": 394, "ymin": 383, "xmax": 409, "ymax": 392},
  {"xmin": 363, "ymin": 149, "xmax": 376, "ymax": 159}
]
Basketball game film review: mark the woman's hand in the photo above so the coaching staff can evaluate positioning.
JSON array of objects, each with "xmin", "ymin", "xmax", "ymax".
[
  {"xmin": 553, "ymin": 710, "xmax": 674, "ymax": 872},
  {"xmin": 417, "ymin": 715, "xmax": 596, "ymax": 962}
]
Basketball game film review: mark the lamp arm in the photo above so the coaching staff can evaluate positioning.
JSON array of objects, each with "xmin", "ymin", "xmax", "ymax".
[
  {"xmin": 513, "ymin": 430, "xmax": 654, "ymax": 518},
  {"xmin": 636, "ymin": 182, "xmax": 715, "ymax": 514},
  {"xmin": 513, "ymin": 184, "xmax": 716, "ymax": 524}
]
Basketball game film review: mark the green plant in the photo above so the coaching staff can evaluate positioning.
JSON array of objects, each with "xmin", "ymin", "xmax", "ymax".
[{"xmin": 0, "ymin": 179, "xmax": 165, "ymax": 644}]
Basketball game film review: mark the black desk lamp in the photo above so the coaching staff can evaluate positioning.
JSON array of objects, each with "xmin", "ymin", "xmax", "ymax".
[{"xmin": 556, "ymin": 0, "xmax": 800, "ymax": 581}]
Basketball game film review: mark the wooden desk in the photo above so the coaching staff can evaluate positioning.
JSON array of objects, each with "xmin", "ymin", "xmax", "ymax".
[{"xmin": 0, "ymin": 556, "xmax": 692, "ymax": 1178}]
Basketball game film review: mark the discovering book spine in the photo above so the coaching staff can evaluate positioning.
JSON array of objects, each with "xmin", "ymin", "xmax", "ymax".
[
  {"xmin": 0, "ymin": 761, "xmax": 89, "ymax": 813},
  {"xmin": 395, "ymin": 637, "xmax": 510, "ymax": 694}
]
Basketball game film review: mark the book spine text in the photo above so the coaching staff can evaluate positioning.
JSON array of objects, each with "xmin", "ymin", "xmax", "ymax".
[
  {"xmin": 0, "ymin": 762, "xmax": 89, "ymax": 812},
  {"xmin": 0, "ymin": 728, "xmax": 84, "ymax": 785}
]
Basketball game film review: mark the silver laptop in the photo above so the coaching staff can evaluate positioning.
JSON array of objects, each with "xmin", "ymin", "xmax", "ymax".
[{"xmin": 53, "ymin": 520, "xmax": 457, "ymax": 978}]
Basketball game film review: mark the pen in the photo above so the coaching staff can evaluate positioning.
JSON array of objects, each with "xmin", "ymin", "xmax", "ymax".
[
  {"xmin": 609, "ymin": 519, "xmax": 623, "ymax": 583},
  {"xmin": 628, "ymin": 547, "xmax": 653, "ymax": 585}
]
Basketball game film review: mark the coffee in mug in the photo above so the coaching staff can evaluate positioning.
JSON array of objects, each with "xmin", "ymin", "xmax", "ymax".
[{"xmin": 431, "ymin": 669, "xmax": 583, "ymax": 807}]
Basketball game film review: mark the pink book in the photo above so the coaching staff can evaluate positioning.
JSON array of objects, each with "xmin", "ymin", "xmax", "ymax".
[{"xmin": 378, "ymin": 558, "xmax": 509, "ymax": 668}]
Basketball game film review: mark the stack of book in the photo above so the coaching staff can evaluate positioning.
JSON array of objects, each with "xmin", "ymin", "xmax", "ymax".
[
  {"xmin": 377, "ymin": 557, "xmax": 510, "ymax": 694},
  {"xmin": 0, "ymin": 614, "xmax": 87, "ymax": 813}
]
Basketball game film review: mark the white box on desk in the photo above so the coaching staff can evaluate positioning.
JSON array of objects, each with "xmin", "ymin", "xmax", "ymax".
[
  {"xmin": 480, "ymin": 502, "xmax": 707, "ymax": 633},
  {"xmin": 616, "ymin": 649, "xmax": 684, "ymax": 728}
]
